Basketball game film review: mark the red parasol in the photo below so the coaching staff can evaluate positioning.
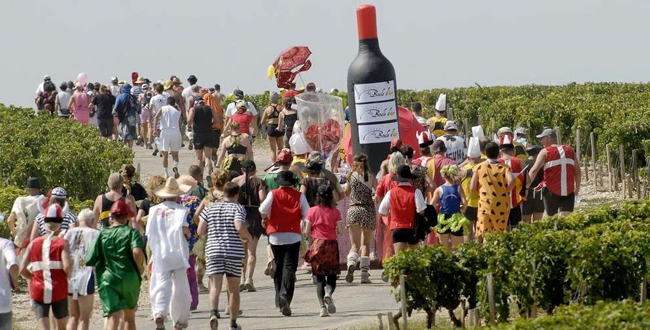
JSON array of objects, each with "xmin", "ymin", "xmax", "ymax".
[{"xmin": 272, "ymin": 46, "xmax": 312, "ymax": 89}]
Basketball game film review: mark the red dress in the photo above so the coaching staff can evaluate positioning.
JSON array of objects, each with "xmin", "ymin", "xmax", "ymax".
[{"xmin": 29, "ymin": 236, "xmax": 68, "ymax": 304}]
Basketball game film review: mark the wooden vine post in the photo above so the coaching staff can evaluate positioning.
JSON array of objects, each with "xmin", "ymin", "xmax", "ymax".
[
  {"xmin": 619, "ymin": 144, "xmax": 626, "ymax": 199},
  {"xmin": 590, "ymin": 132, "xmax": 598, "ymax": 188},
  {"xmin": 606, "ymin": 144, "xmax": 614, "ymax": 191},
  {"xmin": 387, "ymin": 312, "xmax": 395, "ymax": 330},
  {"xmin": 646, "ymin": 157, "xmax": 650, "ymax": 198},
  {"xmin": 641, "ymin": 277, "xmax": 648, "ymax": 303},
  {"xmin": 576, "ymin": 129, "xmax": 584, "ymax": 181},
  {"xmin": 487, "ymin": 273, "xmax": 496, "ymax": 324},
  {"xmin": 399, "ymin": 275, "xmax": 408, "ymax": 330},
  {"xmin": 632, "ymin": 150, "xmax": 639, "ymax": 199}
]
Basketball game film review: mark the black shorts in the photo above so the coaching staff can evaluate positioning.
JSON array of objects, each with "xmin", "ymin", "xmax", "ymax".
[
  {"xmin": 98, "ymin": 119, "xmax": 114, "ymax": 137},
  {"xmin": 267, "ymin": 124, "xmax": 284, "ymax": 138},
  {"xmin": 193, "ymin": 131, "xmax": 217, "ymax": 149},
  {"xmin": 464, "ymin": 206, "xmax": 478, "ymax": 222},
  {"xmin": 34, "ymin": 298, "xmax": 69, "ymax": 319},
  {"xmin": 392, "ymin": 228, "xmax": 418, "ymax": 245},
  {"xmin": 508, "ymin": 206, "xmax": 522, "ymax": 228},
  {"xmin": 522, "ymin": 189, "xmax": 545, "ymax": 215},
  {"xmin": 543, "ymin": 188, "xmax": 575, "ymax": 216}
]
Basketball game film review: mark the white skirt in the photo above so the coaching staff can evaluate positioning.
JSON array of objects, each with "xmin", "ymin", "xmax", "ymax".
[{"xmin": 160, "ymin": 128, "xmax": 182, "ymax": 152}]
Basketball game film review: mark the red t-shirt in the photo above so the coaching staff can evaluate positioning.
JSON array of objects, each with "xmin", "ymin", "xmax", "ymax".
[
  {"xmin": 230, "ymin": 112, "xmax": 253, "ymax": 135},
  {"xmin": 305, "ymin": 205, "xmax": 341, "ymax": 241}
]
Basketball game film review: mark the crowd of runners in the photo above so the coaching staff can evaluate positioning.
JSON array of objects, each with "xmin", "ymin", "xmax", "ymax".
[{"xmin": 0, "ymin": 75, "xmax": 580, "ymax": 330}]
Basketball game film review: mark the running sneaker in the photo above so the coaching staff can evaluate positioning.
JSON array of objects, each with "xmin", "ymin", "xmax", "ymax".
[
  {"xmin": 320, "ymin": 306, "xmax": 329, "ymax": 317},
  {"xmin": 324, "ymin": 294, "xmax": 336, "ymax": 314},
  {"xmin": 245, "ymin": 279, "xmax": 256, "ymax": 292},
  {"xmin": 173, "ymin": 167, "xmax": 180, "ymax": 179}
]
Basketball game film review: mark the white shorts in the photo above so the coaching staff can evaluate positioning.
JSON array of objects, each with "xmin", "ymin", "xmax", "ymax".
[{"xmin": 160, "ymin": 128, "xmax": 182, "ymax": 152}]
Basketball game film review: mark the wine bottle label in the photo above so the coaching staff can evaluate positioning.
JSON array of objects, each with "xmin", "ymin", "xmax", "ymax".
[
  {"xmin": 357, "ymin": 122, "xmax": 399, "ymax": 144},
  {"xmin": 355, "ymin": 100, "xmax": 397, "ymax": 124},
  {"xmin": 353, "ymin": 80, "xmax": 396, "ymax": 104}
]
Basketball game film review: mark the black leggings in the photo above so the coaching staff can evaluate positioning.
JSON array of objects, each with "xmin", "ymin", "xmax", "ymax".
[{"xmin": 315, "ymin": 275, "xmax": 337, "ymax": 307}]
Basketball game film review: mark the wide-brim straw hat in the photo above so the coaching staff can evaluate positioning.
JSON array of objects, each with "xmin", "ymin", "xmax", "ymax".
[
  {"xmin": 154, "ymin": 178, "xmax": 192, "ymax": 198},
  {"xmin": 176, "ymin": 175, "xmax": 197, "ymax": 192}
]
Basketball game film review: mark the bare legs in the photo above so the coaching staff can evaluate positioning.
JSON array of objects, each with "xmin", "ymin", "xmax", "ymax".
[
  {"xmin": 67, "ymin": 295, "xmax": 94, "ymax": 330},
  {"xmin": 268, "ymin": 137, "xmax": 283, "ymax": 162}
]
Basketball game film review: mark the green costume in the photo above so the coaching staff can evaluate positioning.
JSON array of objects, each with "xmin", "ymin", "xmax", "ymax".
[{"xmin": 86, "ymin": 224, "xmax": 144, "ymax": 316}]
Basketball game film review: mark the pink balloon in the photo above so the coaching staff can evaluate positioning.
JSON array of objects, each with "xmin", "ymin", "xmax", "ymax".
[{"xmin": 77, "ymin": 73, "xmax": 88, "ymax": 86}]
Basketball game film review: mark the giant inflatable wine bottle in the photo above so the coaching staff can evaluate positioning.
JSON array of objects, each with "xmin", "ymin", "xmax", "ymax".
[{"xmin": 347, "ymin": 4, "xmax": 399, "ymax": 173}]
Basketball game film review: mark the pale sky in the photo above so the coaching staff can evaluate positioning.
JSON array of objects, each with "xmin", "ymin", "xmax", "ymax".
[{"xmin": 2, "ymin": 0, "xmax": 649, "ymax": 107}]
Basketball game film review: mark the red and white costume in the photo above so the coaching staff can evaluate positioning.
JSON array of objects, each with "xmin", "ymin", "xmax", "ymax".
[
  {"xmin": 28, "ymin": 236, "xmax": 68, "ymax": 304},
  {"xmin": 543, "ymin": 145, "xmax": 576, "ymax": 196}
]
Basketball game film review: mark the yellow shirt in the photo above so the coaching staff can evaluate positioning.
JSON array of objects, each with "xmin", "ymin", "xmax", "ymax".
[
  {"xmin": 429, "ymin": 117, "xmax": 448, "ymax": 137},
  {"xmin": 461, "ymin": 162, "xmax": 480, "ymax": 208}
]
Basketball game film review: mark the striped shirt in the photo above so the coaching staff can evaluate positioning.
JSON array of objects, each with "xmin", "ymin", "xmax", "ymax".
[
  {"xmin": 199, "ymin": 201, "xmax": 247, "ymax": 259},
  {"xmin": 36, "ymin": 212, "xmax": 77, "ymax": 236}
]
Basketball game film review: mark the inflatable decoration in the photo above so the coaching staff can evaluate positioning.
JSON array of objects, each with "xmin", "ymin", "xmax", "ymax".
[
  {"xmin": 131, "ymin": 71, "xmax": 139, "ymax": 85},
  {"xmin": 271, "ymin": 46, "xmax": 312, "ymax": 89},
  {"xmin": 347, "ymin": 4, "xmax": 399, "ymax": 173},
  {"xmin": 295, "ymin": 93, "xmax": 345, "ymax": 160}
]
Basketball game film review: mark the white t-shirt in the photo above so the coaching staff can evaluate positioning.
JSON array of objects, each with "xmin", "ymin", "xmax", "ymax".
[
  {"xmin": 225, "ymin": 101, "xmax": 258, "ymax": 118},
  {"xmin": 437, "ymin": 135, "xmax": 467, "ymax": 165},
  {"xmin": 0, "ymin": 238, "xmax": 18, "ymax": 313},
  {"xmin": 110, "ymin": 85, "xmax": 120, "ymax": 97},
  {"xmin": 146, "ymin": 202, "xmax": 189, "ymax": 273},
  {"xmin": 149, "ymin": 94, "xmax": 168, "ymax": 128},
  {"xmin": 64, "ymin": 227, "xmax": 99, "ymax": 297},
  {"xmin": 159, "ymin": 105, "xmax": 182, "ymax": 130},
  {"xmin": 36, "ymin": 82, "xmax": 45, "ymax": 95},
  {"xmin": 56, "ymin": 91, "xmax": 72, "ymax": 111}
]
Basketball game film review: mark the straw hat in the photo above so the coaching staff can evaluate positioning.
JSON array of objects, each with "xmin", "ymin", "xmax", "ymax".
[
  {"xmin": 154, "ymin": 178, "xmax": 191, "ymax": 198},
  {"xmin": 176, "ymin": 175, "xmax": 197, "ymax": 192},
  {"xmin": 135, "ymin": 77, "xmax": 147, "ymax": 84}
]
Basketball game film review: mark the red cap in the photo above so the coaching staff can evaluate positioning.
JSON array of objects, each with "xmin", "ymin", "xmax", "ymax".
[
  {"xmin": 357, "ymin": 4, "xmax": 378, "ymax": 40},
  {"xmin": 277, "ymin": 149, "xmax": 294, "ymax": 164},
  {"xmin": 390, "ymin": 138, "xmax": 403, "ymax": 150},
  {"xmin": 111, "ymin": 200, "xmax": 131, "ymax": 217}
]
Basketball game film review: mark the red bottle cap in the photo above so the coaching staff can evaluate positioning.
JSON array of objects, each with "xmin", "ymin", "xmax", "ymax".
[{"xmin": 357, "ymin": 4, "xmax": 378, "ymax": 40}]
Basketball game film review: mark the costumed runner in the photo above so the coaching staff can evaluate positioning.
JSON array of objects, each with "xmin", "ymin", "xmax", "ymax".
[
  {"xmin": 498, "ymin": 134, "xmax": 526, "ymax": 230},
  {"xmin": 86, "ymin": 200, "xmax": 145, "ymax": 329},
  {"xmin": 19, "ymin": 204, "xmax": 72, "ymax": 330},
  {"xmin": 470, "ymin": 142, "xmax": 515, "ymax": 238},
  {"xmin": 6, "ymin": 177, "xmax": 45, "ymax": 257},
  {"xmin": 426, "ymin": 94, "xmax": 449, "ymax": 138},
  {"xmin": 461, "ymin": 137, "xmax": 482, "ymax": 239},
  {"xmin": 432, "ymin": 165, "xmax": 468, "ymax": 249}
]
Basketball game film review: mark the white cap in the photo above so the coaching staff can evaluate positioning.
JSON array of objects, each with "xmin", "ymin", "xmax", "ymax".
[
  {"xmin": 110, "ymin": 76, "xmax": 117, "ymax": 82},
  {"xmin": 444, "ymin": 120, "xmax": 458, "ymax": 131},
  {"xmin": 435, "ymin": 94, "xmax": 447, "ymax": 111},
  {"xmin": 515, "ymin": 127, "xmax": 527, "ymax": 136},
  {"xmin": 472, "ymin": 125, "xmax": 485, "ymax": 139},
  {"xmin": 467, "ymin": 137, "xmax": 481, "ymax": 158},
  {"xmin": 44, "ymin": 75, "xmax": 51, "ymax": 80}
]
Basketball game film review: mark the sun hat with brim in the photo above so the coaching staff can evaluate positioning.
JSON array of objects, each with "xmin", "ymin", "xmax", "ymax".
[
  {"xmin": 176, "ymin": 175, "xmax": 198, "ymax": 192},
  {"xmin": 392, "ymin": 165, "xmax": 418, "ymax": 182},
  {"xmin": 536, "ymin": 129, "xmax": 556, "ymax": 139},
  {"xmin": 26, "ymin": 177, "xmax": 41, "ymax": 190},
  {"xmin": 44, "ymin": 204, "xmax": 64, "ymax": 223},
  {"xmin": 172, "ymin": 77, "xmax": 182, "ymax": 85},
  {"xmin": 154, "ymin": 178, "xmax": 192, "ymax": 198},
  {"xmin": 431, "ymin": 140, "xmax": 447, "ymax": 153},
  {"xmin": 236, "ymin": 100, "xmax": 247, "ymax": 109},
  {"xmin": 135, "ymin": 77, "xmax": 147, "ymax": 84},
  {"xmin": 275, "ymin": 170, "xmax": 299, "ymax": 186},
  {"xmin": 164, "ymin": 80, "xmax": 174, "ymax": 90}
]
